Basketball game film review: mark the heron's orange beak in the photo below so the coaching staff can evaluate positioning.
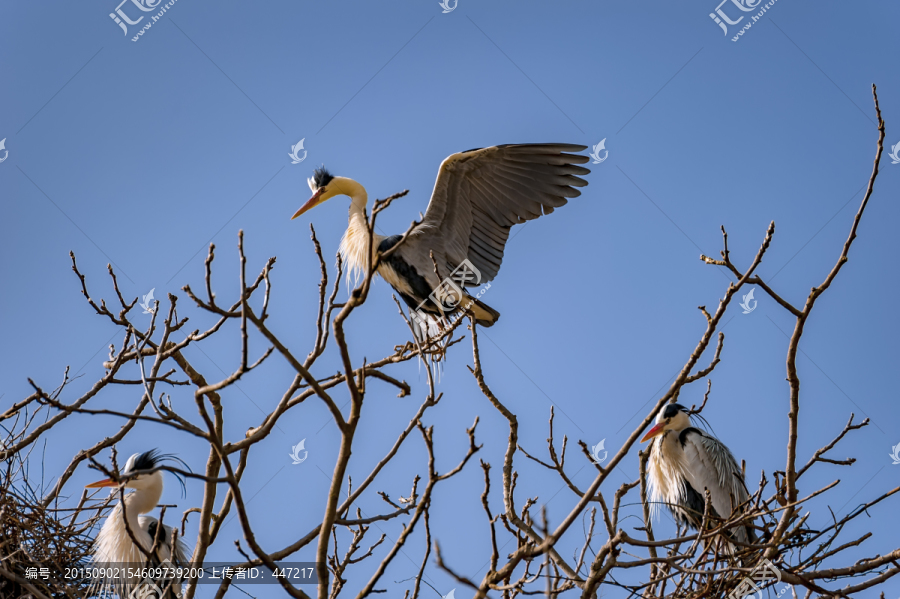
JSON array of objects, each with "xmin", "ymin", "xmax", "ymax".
[
  {"xmin": 641, "ymin": 423, "xmax": 666, "ymax": 443},
  {"xmin": 291, "ymin": 188, "xmax": 326, "ymax": 220},
  {"xmin": 85, "ymin": 478, "xmax": 119, "ymax": 488}
]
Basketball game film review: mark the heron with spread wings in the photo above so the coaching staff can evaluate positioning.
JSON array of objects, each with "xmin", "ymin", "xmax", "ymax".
[{"xmin": 291, "ymin": 143, "xmax": 590, "ymax": 330}]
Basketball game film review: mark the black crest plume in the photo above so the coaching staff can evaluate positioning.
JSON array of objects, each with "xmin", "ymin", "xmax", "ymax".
[
  {"xmin": 125, "ymin": 449, "xmax": 191, "ymax": 497},
  {"xmin": 312, "ymin": 166, "xmax": 334, "ymax": 190}
]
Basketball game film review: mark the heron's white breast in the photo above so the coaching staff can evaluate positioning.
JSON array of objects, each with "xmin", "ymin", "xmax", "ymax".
[
  {"xmin": 648, "ymin": 433, "xmax": 692, "ymax": 518},
  {"xmin": 340, "ymin": 211, "xmax": 416, "ymax": 297}
]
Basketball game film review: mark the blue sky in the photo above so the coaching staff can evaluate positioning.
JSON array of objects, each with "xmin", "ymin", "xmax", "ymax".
[{"xmin": 2, "ymin": 0, "xmax": 900, "ymax": 597}]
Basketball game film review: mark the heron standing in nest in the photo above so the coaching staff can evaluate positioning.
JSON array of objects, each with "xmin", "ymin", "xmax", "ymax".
[
  {"xmin": 86, "ymin": 450, "xmax": 190, "ymax": 598},
  {"xmin": 642, "ymin": 403, "xmax": 756, "ymax": 551}
]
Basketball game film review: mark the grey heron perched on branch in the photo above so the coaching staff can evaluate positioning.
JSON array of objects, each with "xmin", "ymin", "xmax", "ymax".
[
  {"xmin": 641, "ymin": 403, "xmax": 756, "ymax": 550},
  {"xmin": 86, "ymin": 449, "xmax": 190, "ymax": 598},
  {"xmin": 290, "ymin": 143, "xmax": 590, "ymax": 331}
]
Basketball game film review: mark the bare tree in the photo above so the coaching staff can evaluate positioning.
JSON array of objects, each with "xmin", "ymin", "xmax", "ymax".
[
  {"xmin": 0, "ymin": 86, "xmax": 895, "ymax": 599},
  {"xmin": 432, "ymin": 86, "xmax": 897, "ymax": 599}
]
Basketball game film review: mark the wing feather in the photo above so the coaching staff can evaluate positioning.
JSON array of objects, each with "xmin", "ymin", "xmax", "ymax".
[
  {"xmin": 400, "ymin": 143, "xmax": 589, "ymax": 285},
  {"xmin": 681, "ymin": 430, "xmax": 752, "ymax": 543},
  {"xmin": 469, "ymin": 220, "xmax": 508, "ymax": 250},
  {"xmin": 469, "ymin": 234, "xmax": 505, "ymax": 261},
  {"xmin": 490, "ymin": 171, "xmax": 570, "ymax": 209},
  {"xmin": 498, "ymin": 160, "xmax": 591, "ymax": 178},
  {"xmin": 470, "ymin": 176, "xmax": 522, "ymax": 225},
  {"xmin": 492, "ymin": 164, "xmax": 583, "ymax": 195}
]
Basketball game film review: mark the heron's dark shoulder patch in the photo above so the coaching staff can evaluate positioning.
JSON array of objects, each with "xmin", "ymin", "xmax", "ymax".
[
  {"xmin": 377, "ymin": 236, "xmax": 433, "ymax": 306},
  {"xmin": 680, "ymin": 480, "xmax": 708, "ymax": 527},
  {"xmin": 146, "ymin": 519, "xmax": 158, "ymax": 541},
  {"xmin": 679, "ymin": 427, "xmax": 705, "ymax": 448},
  {"xmin": 377, "ymin": 235, "xmax": 403, "ymax": 253}
]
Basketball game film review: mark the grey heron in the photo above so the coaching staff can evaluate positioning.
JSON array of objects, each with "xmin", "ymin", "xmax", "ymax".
[
  {"xmin": 85, "ymin": 449, "xmax": 190, "ymax": 598},
  {"xmin": 290, "ymin": 144, "xmax": 590, "ymax": 331},
  {"xmin": 641, "ymin": 403, "xmax": 756, "ymax": 549}
]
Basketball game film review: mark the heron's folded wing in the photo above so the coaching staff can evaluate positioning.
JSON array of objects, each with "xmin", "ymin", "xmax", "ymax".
[
  {"xmin": 405, "ymin": 144, "xmax": 590, "ymax": 284},
  {"xmin": 681, "ymin": 430, "xmax": 749, "ymax": 521}
]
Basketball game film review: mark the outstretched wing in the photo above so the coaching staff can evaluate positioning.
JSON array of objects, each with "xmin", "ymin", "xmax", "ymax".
[
  {"xmin": 400, "ymin": 144, "xmax": 590, "ymax": 285},
  {"xmin": 681, "ymin": 430, "xmax": 752, "ymax": 542}
]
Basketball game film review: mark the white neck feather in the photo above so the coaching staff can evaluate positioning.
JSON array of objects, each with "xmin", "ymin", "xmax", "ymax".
[
  {"xmin": 336, "ymin": 177, "xmax": 383, "ymax": 286},
  {"xmin": 92, "ymin": 477, "xmax": 163, "ymax": 564},
  {"xmin": 89, "ymin": 475, "xmax": 186, "ymax": 597},
  {"xmin": 125, "ymin": 477, "xmax": 163, "ymax": 518},
  {"xmin": 648, "ymin": 433, "xmax": 691, "ymax": 520}
]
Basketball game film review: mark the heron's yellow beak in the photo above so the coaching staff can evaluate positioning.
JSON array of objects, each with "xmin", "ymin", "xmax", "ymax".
[
  {"xmin": 85, "ymin": 478, "xmax": 119, "ymax": 488},
  {"xmin": 291, "ymin": 188, "xmax": 327, "ymax": 220},
  {"xmin": 641, "ymin": 422, "xmax": 666, "ymax": 443}
]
